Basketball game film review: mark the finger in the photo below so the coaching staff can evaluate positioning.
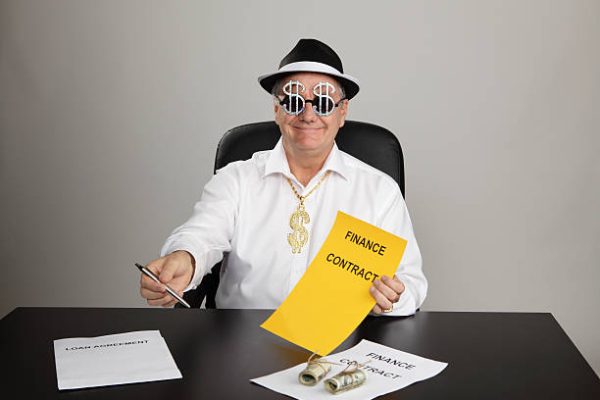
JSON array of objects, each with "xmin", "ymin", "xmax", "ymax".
[
  {"xmin": 141, "ymin": 260, "xmax": 167, "ymax": 291},
  {"xmin": 162, "ymin": 298, "xmax": 178, "ymax": 308},
  {"xmin": 147, "ymin": 294, "xmax": 174, "ymax": 307},
  {"xmin": 140, "ymin": 287, "xmax": 167, "ymax": 300},
  {"xmin": 382, "ymin": 275, "xmax": 405, "ymax": 298},
  {"xmin": 145, "ymin": 260, "xmax": 163, "ymax": 275},
  {"xmin": 158, "ymin": 258, "xmax": 181, "ymax": 284},
  {"xmin": 140, "ymin": 274, "xmax": 165, "ymax": 293},
  {"xmin": 373, "ymin": 278, "xmax": 398, "ymax": 303},
  {"xmin": 370, "ymin": 285, "xmax": 393, "ymax": 311},
  {"xmin": 372, "ymin": 303, "xmax": 383, "ymax": 315},
  {"xmin": 164, "ymin": 276, "xmax": 190, "ymax": 294}
]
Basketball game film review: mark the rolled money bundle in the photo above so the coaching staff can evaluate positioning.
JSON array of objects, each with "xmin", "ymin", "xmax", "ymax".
[
  {"xmin": 324, "ymin": 369, "xmax": 366, "ymax": 394},
  {"xmin": 298, "ymin": 360, "xmax": 331, "ymax": 386}
]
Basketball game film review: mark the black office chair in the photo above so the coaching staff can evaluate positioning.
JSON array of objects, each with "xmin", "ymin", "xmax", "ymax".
[{"xmin": 178, "ymin": 120, "xmax": 404, "ymax": 308}]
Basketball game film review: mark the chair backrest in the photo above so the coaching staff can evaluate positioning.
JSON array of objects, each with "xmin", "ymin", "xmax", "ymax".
[
  {"xmin": 180, "ymin": 120, "xmax": 405, "ymax": 308},
  {"xmin": 214, "ymin": 121, "xmax": 405, "ymax": 193}
]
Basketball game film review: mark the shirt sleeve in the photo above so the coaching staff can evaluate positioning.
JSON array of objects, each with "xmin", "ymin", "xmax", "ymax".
[
  {"xmin": 377, "ymin": 185, "xmax": 427, "ymax": 316},
  {"xmin": 160, "ymin": 164, "xmax": 241, "ymax": 291}
]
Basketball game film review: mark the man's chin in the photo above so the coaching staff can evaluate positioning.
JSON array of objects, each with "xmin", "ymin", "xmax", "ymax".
[
  {"xmin": 295, "ymin": 129, "xmax": 327, "ymax": 141},
  {"xmin": 292, "ymin": 140, "xmax": 332, "ymax": 154}
]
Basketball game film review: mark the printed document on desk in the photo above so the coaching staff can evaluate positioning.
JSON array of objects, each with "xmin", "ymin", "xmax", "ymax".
[
  {"xmin": 53, "ymin": 330, "xmax": 182, "ymax": 390},
  {"xmin": 252, "ymin": 339, "xmax": 447, "ymax": 400}
]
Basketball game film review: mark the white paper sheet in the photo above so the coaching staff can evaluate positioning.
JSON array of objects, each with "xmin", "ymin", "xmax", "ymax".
[
  {"xmin": 53, "ymin": 330, "xmax": 182, "ymax": 390},
  {"xmin": 251, "ymin": 339, "xmax": 447, "ymax": 400}
]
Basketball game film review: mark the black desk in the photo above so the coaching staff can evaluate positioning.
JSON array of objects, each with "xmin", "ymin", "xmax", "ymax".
[{"xmin": 1, "ymin": 308, "xmax": 598, "ymax": 399}]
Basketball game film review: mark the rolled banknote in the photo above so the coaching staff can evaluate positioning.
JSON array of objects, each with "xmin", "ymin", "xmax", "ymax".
[
  {"xmin": 324, "ymin": 369, "xmax": 366, "ymax": 394},
  {"xmin": 298, "ymin": 359, "xmax": 332, "ymax": 386}
]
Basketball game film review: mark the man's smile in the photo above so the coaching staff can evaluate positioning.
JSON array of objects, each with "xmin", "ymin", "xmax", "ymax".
[{"xmin": 291, "ymin": 125, "xmax": 325, "ymax": 132}]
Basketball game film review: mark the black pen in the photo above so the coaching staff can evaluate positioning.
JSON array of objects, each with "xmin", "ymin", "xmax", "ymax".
[{"xmin": 135, "ymin": 263, "xmax": 191, "ymax": 308}]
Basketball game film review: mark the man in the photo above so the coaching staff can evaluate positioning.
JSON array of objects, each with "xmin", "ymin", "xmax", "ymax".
[{"xmin": 140, "ymin": 39, "xmax": 427, "ymax": 315}]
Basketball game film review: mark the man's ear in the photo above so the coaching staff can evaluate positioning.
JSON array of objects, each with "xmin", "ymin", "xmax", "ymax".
[
  {"xmin": 338, "ymin": 100, "xmax": 349, "ymax": 128},
  {"xmin": 274, "ymin": 103, "xmax": 282, "ymax": 127}
]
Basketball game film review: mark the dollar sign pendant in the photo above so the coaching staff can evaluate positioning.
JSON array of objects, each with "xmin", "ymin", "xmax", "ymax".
[{"xmin": 288, "ymin": 201, "xmax": 310, "ymax": 254}]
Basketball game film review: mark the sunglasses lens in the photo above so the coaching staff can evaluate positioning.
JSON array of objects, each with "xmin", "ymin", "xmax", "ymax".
[
  {"xmin": 281, "ymin": 94, "xmax": 338, "ymax": 116},
  {"xmin": 282, "ymin": 94, "xmax": 304, "ymax": 115},
  {"xmin": 314, "ymin": 96, "xmax": 335, "ymax": 115}
]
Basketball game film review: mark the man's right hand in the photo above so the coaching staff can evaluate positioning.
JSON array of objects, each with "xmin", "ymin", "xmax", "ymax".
[{"xmin": 139, "ymin": 250, "xmax": 195, "ymax": 307}]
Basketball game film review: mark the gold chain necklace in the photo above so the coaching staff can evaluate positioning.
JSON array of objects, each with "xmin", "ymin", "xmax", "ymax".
[{"xmin": 286, "ymin": 171, "xmax": 331, "ymax": 254}]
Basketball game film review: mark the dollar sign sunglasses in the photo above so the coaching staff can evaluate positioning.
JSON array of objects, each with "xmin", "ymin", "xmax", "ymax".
[{"xmin": 276, "ymin": 81, "xmax": 346, "ymax": 117}]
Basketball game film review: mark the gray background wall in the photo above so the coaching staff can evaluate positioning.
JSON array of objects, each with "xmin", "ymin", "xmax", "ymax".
[{"xmin": 1, "ymin": 0, "xmax": 598, "ymax": 375}]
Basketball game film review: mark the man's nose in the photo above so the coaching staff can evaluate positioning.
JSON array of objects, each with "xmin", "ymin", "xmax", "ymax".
[{"xmin": 299, "ymin": 100, "xmax": 317, "ymax": 121}]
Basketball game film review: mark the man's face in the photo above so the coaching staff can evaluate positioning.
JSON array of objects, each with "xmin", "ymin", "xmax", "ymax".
[{"xmin": 274, "ymin": 72, "xmax": 348, "ymax": 159}]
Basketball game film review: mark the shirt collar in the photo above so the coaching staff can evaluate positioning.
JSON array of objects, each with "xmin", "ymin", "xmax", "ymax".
[{"xmin": 263, "ymin": 139, "xmax": 349, "ymax": 182}]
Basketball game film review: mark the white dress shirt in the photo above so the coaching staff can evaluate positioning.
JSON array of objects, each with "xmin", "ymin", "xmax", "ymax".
[{"xmin": 161, "ymin": 139, "xmax": 427, "ymax": 316}]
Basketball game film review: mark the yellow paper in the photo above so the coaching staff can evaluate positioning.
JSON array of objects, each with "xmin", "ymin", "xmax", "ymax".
[{"xmin": 261, "ymin": 211, "xmax": 407, "ymax": 355}]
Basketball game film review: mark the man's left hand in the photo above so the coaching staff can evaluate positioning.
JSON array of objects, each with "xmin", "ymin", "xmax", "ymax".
[{"xmin": 370, "ymin": 275, "xmax": 405, "ymax": 314}]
